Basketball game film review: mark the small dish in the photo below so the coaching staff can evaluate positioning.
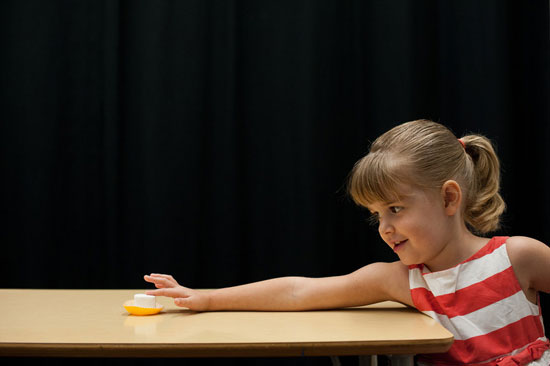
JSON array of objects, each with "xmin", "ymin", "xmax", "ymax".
[{"xmin": 123, "ymin": 300, "xmax": 164, "ymax": 316}]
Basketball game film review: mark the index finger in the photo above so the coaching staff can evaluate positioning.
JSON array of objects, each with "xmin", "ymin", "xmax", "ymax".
[{"xmin": 145, "ymin": 288, "xmax": 182, "ymax": 298}]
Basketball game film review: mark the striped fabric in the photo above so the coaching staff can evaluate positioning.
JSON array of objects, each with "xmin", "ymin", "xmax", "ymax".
[{"xmin": 409, "ymin": 236, "xmax": 550, "ymax": 365}]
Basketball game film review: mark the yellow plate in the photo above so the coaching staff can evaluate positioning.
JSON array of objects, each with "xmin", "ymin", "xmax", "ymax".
[{"xmin": 123, "ymin": 300, "xmax": 164, "ymax": 316}]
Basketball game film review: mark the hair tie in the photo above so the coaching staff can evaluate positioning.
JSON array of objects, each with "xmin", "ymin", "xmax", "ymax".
[{"xmin": 458, "ymin": 138, "xmax": 465, "ymax": 149}]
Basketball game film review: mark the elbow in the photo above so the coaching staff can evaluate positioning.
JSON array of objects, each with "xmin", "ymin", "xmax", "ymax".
[{"xmin": 285, "ymin": 276, "xmax": 318, "ymax": 311}]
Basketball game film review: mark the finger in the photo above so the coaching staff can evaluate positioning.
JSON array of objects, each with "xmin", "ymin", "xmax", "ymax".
[
  {"xmin": 144, "ymin": 277, "xmax": 163, "ymax": 287},
  {"xmin": 144, "ymin": 275, "xmax": 158, "ymax": 283},
  {"xmin": 145, "ymin": 288, "xmax": 183, "ymax": 298},
  {"xmin": 144, "ymin": 275, "xmax": 175, "ymax": 288},
  {"xmin": 148, "ymin": 274, "xmax": 175, "ymax": 281},
  {"xmin": 145, "ymin": 289, "xmax": 161, "ymax": 296},
  {"xmin": 144, "ymin": 274, "xmax": 166, "ymax": 282},
  {"xmin": 146, "ymin": 274, "xmax": 179, "ymax": 287}
]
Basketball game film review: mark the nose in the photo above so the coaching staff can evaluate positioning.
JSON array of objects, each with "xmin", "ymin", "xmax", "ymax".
[{"xmin": 378, "ymin": 217, "xmax": 394, "ymax": 236}]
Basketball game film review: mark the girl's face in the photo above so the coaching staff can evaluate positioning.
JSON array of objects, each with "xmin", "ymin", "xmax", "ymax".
[{"xmin": 367, "ymin": 185, "xmax": 456, "ymax": 269}]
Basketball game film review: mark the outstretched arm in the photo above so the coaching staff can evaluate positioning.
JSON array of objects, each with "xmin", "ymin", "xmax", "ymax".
[{"xmin": 144, "ymin": 261, "xmax": 412, "ymax": 311}]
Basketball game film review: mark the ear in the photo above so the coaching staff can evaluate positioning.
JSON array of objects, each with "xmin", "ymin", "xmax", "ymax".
[{"xmin": 441, "ymin": 180, "xmax": 462, "ymax": 216}]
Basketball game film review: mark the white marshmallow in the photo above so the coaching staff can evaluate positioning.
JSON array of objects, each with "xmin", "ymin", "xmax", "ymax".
[{"xmin": 134, "ymin": 294, "xmax": 156, "ymax": 308}]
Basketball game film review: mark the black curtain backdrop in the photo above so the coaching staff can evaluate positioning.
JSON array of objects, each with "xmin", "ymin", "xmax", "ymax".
[{"xmin": 1, "ymin": 1, "xmax": 549, "ymax": 365}]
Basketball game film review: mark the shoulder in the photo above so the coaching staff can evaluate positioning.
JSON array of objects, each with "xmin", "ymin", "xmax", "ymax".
[
  {"xmin": 505, "ymin": 236, "xmax": 550, "ymax": 293},
  {"xmin": 505, "ymin": 236, "xmax": 548, "ymax": 262},
  {"xmin": 330, "ymin": 261, "xmax": 413, "ymax": 308},
  {"xmin": 357, "ymin": 261, "xmax": 413, "ymax": 306}
]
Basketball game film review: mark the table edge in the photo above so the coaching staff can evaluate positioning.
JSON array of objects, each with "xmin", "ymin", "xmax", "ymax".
[{"xmin": 0, "ymin": 337, "xmax": 454, "ymax": 358}]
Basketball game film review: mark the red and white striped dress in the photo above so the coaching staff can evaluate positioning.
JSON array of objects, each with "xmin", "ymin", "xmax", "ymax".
[{"xmin": 409, "ymin": 236, "xmax": 550, "ymax": 365}]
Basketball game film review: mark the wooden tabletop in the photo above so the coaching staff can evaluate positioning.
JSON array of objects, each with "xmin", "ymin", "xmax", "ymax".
[{"xmin": 0, "ymin": 289, "xmax": 453, "ymax": 358}]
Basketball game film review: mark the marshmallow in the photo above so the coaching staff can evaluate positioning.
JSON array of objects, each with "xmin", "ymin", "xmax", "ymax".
[{"xmin": 134, "ymin": 294, "xmax": 156, "ymax": 308}]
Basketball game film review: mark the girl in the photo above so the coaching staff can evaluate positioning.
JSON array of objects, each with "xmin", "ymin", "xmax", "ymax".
[{"xmin": 145, "ymin": 120, "xmax": 550, "ymax": 365}]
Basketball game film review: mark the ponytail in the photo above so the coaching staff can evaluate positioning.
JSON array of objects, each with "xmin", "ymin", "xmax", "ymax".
[{"xmin": 461, "ymin": 135, "xmax": 506, "ymax": 234}]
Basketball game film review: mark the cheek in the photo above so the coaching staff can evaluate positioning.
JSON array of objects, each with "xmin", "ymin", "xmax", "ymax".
[
  {"xmin": 415, "ymin": 217, "xmax": 448, "ymax": 243},
  {"xmin": 406, "ymin": 216, "xmax": 439, "ymax": 239},
  {"xmin": 401, "ymin": 216, "xmax": 422, "ymax": 232}
]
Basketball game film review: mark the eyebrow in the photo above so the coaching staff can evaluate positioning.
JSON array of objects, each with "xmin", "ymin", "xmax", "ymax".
[
  {"xmin": 380, "ymin": 196, "xmax": 409, "ymax": 208},
  {"xmin": 390, "ymin": 192, "xmax": 414, "ymax": 203},
  {"xmin": 366, "ymin": 193, "xmax": 413, "ymax": 212}
]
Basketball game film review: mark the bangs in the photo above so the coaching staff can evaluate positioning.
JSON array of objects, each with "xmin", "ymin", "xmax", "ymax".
[{"xmin": 348, "ymin": 152, "xmax": 407, "ymax": 208}]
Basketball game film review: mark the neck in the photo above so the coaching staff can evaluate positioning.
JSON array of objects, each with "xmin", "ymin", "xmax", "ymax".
[{"xmin": 425, "ymin": 223, "xmax": 488, "ymax": 272}]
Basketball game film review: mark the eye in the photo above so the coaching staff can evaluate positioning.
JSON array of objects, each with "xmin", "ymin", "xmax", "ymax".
[{"xmin": 390, "ymin": 206, "xmax": 403, "ymax": 214}]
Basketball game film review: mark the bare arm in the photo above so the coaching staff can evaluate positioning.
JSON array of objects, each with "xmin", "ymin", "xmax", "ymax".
[
  {"xmin": 144, "ymin": 261, "xmax": 412, "ymax": 311},
  {"xmin": 507, "ymin": 236, "xmax": 550, "ymax": 298}
]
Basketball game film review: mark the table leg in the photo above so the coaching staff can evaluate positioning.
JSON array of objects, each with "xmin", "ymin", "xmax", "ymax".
[
  {"xmin": 387, "ymin": 354, "xmax": 414, "ymax": 366},
  {"xmin": 358, "ymin": 355, "xmax": 378, "ymax": 366}
]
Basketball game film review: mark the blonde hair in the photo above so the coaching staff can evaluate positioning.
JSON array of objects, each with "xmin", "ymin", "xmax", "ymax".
[{"xmin": 348, "ymin": 120, "xmax": 506, "ymax": 234}]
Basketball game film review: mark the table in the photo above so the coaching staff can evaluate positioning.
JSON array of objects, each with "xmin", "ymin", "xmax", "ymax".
[{"xmin": 0, "ymin": 289, "xmax": 452, "ymax": 361}]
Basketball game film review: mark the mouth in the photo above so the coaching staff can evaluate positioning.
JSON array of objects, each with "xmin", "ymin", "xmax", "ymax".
[{"xmin": 393, "ymin": 239, "xmax": 408, "ymax": 252}]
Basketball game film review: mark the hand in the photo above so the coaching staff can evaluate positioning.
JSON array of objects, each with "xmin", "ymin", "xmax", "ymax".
[{"xmin": 144, "ymin": 273, "xmax": 210, "ymax": 311}]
